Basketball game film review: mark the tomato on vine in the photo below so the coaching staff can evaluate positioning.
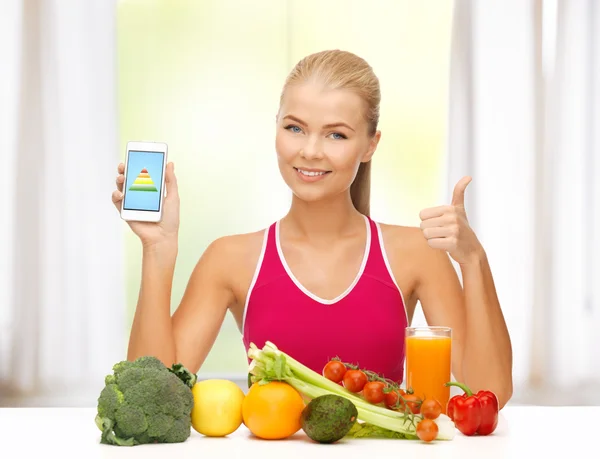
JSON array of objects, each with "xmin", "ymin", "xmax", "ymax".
[
  {"xmin": 404, "ymin": 393, "xmax": 422, "ymax": 414},
  {"xmin": 383, "ymin": 387, "xmax": 406, "ymax": 410},
  {"xmin": 342, "ymin": 369, "xmax": 368, "ymax": 392},
  {"xmin": 363, "ymin": 381, "xmax": 386, "ymax": 404},
  {"xmin": 322, "ymin": 360, "xmax": 347, "ymax": 383},
  {"xmin": 420, "ymin": 399, "xmax": 442, "ymax": 420}
]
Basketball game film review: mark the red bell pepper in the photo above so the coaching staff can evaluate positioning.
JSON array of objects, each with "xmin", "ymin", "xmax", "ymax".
[{"xmin": 445, "ymin": 381, "xmax": 499, "ymax": 436}]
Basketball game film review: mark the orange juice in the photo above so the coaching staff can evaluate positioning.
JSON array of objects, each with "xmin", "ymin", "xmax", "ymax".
[{"xmin": 405, "ymin": 328, "xmax": 452, "ymax": 413}]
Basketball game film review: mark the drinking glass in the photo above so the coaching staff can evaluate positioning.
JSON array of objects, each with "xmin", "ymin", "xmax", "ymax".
[{"xmin": 405, "ymin": 326, "xmax": 452, "ymax": 413}]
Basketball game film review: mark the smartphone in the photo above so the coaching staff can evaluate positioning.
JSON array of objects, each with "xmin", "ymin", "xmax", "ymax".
[{"xmin": 120, "ymin": 141, "xmax": 168, "ymax": 222}]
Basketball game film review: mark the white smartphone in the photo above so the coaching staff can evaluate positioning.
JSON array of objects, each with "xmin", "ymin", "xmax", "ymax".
[{"xmin": 120, "ymin": 141, "xmax": 168, "ymax": 222}]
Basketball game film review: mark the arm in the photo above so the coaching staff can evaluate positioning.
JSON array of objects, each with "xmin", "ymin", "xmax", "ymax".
[
  {"xmin": 127, "ymin": 240, "xmax": 179, "ymax": 364},
  {"xmin": 171, "ymin": 237, "xmax": 237, "ymax": 373},
  {"xmin": 417, "ymin": 176, "xmax": 513, "ymax": 408},
  {"xmin": 414, "ymin": 242, "xmax": 513, "ymax": 408},
  {"xmin": 127, "ymin": 236, "xmax": 236, "ymax": 372},
  {"xmin": 459, "ymin": 249, "xmax": 513, "ymax": 404}
]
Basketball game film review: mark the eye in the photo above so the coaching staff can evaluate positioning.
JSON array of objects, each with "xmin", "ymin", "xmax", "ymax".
[
  {"xmin": 284, "ymin": 124, "xmax": 303, "ymax": 134},
  {"xmin": 330, "ymin": 132, "xmax": 347, "ymax": 140}
]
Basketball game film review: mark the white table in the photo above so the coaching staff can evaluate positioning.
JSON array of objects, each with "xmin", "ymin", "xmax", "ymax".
[{"xmin": 0, "ymin": 406, "xmax": 596, "ymax": 458}]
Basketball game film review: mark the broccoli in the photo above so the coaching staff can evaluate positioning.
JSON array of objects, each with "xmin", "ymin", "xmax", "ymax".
[{"xmin": 95, "ymin": 356, "xmax": 197, "ymax": 446}]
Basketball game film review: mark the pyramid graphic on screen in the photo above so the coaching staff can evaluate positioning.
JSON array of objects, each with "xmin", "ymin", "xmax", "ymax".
[{"xmin": 129, "ymin": 168, "xmax": 158, "ymax": 192}]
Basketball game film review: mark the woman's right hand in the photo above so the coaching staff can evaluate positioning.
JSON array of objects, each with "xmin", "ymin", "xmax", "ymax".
[{"xmin": 112, "ymin": 161, "xmax": 180, "ymax": 248}]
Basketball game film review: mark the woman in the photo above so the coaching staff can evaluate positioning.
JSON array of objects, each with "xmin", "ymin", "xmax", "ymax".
[{"xmin": 112, "ymin": 50, "xmax": 513, "ymax": 408}]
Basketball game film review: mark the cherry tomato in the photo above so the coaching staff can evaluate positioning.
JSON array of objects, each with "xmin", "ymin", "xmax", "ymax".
[
  {"xmin": 363, "ymin": 381, "xmax": 386, "ymax": 404},
  {"xmin": 404, "ymin": 393, "xmax": 421, "ymax": 414},
  {"xmin": 384, "ymin": 388, "xmax": 406, "ymax": 410},
  {"xmin": 384, "ymin": 389, "xmax": 398, "ymax": 409},
  {"xmin": 420, "ymin": 399, "xmax": 442, "ymax": 420},
  {"xmin": 322, "ymin": 360, "xmax": 347, "ymax": 383},
  {"xmin": 416, "ymin": 419, "xmax": 439, "ymax": 442},
  {"xmin": 342, "ymin": 369, "xmax": 368, "ymax": 393}
]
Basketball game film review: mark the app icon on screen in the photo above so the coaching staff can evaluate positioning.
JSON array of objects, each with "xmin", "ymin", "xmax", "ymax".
[{"xmin": 129, "ymin": 168, "xmax": 158, "ymax": 192}]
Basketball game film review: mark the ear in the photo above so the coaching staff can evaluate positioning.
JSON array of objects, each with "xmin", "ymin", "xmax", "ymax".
[{"xmin": 362, "ymin": 130, "xmax": 381, "ymax": 163}]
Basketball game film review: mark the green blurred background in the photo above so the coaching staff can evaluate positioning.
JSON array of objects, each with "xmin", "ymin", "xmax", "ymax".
[{"xmin": 116, "ymin": 0, "xmax": 453, "ymax": 377}]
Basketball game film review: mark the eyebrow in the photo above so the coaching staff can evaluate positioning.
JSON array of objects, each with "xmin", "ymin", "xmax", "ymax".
[{"xmin": 283, "ymin": 115, "xmax": 356, "ymax": 132}]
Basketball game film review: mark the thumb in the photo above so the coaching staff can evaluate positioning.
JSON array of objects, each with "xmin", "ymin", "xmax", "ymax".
[
  {"xmin": 165, "ymin": 162, "xmax": 178, "ymax": 198},
  {"xmin": 451, "ymin": 176, "xmax": 472, "ymax": 207}
]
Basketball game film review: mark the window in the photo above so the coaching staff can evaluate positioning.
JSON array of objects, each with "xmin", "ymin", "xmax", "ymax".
[{"xmin": 117, "ymin": 0, "xmax": 454, "ymax": 377}]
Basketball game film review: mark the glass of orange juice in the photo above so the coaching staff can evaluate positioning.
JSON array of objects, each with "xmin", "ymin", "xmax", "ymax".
[{"xmin": 405, "ymin": 326, "xmax": 452, "ymax": 413}]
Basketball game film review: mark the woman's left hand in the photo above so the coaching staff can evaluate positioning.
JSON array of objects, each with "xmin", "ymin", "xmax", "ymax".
[{"xmin": 418, "ymin": 176, "xmax": 484, "ymax": 265}]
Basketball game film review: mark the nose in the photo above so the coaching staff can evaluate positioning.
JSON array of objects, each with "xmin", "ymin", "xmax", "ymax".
[{"xmin": 300, "ymin": 136, "xmax": 324, "ymax": 160}]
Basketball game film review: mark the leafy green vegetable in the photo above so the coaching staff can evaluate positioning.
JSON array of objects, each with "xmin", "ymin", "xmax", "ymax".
[
  {"xmin": 95, "ymin": 356, "xmax": 197, "ymax": 446},
  {"xmin": 347, "ymin": 422, "xmax": 417, "ymax": 439}
]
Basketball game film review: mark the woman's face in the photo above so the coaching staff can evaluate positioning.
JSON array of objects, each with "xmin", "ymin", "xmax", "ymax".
[{"xmin": 275, "ymin": 82, "xmax": 380, "ymax": 204}]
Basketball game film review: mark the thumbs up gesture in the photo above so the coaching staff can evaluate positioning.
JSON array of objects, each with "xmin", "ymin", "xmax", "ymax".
[{"xmin": 419, "ymin": 176, "xmax": 483, "ymax": 265}]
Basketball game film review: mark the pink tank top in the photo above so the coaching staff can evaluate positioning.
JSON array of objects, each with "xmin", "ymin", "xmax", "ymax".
[{"xmin": 242, "ymin": 215, "xmax": 409, "ymax": 383}]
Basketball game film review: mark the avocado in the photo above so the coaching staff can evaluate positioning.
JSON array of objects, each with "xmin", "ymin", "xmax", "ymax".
[{"xmin": 300, "ymin": 394, "xmax": 358, "ymax": 443}]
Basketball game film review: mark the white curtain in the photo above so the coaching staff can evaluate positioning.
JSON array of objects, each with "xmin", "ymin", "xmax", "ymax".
[
  {"xmin": 544, "ymin": 0, "xmax": 600, "ymax": 387},
  {"xmin": 448, "ymin": 0, "xmax": 600, "ymax": 394},
  {"xmin": 0, "ymin": 0, "xmax": 125, "ymax": 405}
]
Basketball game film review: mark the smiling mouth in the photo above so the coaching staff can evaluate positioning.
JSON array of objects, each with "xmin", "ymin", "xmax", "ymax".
[{"xmin": 294, "ymin": 167, "xmax": 332, "ymax": 177}]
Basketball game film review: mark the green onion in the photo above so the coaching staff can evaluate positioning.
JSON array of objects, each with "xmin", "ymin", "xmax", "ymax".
[{"xmin": 247, "ymin": 341, "xmax": 456, "ymax": 441}]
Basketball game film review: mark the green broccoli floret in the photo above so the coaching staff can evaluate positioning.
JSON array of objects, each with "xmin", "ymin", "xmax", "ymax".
[
  {"xmin": 95, "ymin": 356, "xmax": 197, "ymax": 446},
  {"xmin": 147, "ymin": 413, "xmax": 174, "ymax": 437},
  {"xmin": 112, "ymin": 360, "xmax": 135, "ymax": 375},
  {"xmin": 97, "ymin": 384, "xmax": 124, "ymax": 419},
  {"xmin": 114, "ymin": 405, "xmax": 148, "ymax": 437},
  {"xmin": 133, "ymin": 356, "xmax": 168, "ymax": 370},
  {"xmin": 162, "ymin": 416, "xmax": 192, "ymax": 443}
]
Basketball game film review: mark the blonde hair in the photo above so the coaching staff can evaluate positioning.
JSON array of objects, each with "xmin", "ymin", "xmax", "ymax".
[{"xmin": 279, "ymin": 50, "xmax": 381, "ymax": 217}]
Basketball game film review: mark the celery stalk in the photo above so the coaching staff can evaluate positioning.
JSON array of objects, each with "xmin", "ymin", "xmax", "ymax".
[{"xmin": 247, "ymin": 341, "xmax": 456, "ymax": 441}]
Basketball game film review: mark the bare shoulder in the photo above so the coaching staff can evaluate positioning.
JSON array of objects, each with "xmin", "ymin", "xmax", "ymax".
[
  {"xmin": 174, "ymin": 226, "xmax": 268, "ymax": 328},
  {"xmin": 207, "ymin": 229, "xmax": 266, "ymax": 261},
  {"xmin": 378, "ymin": 222, "xmax": 422, "ymax": 250},
  {"xmin": 200, "ymin": 228, "xmax": 267, "ymax": 282},
  {"xmin": 378, "ymin": 222, "xmax": 449, "ymax": 265},
  {"xmin": 376, "ymin": 221, "xmax": 457, "ymax": 309},
  {"xmin": 172, "ymin": 227, "xmax": 268, "ymax": 371}
]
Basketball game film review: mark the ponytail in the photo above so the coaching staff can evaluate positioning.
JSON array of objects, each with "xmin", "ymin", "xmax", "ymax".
[{"xmin": 350, "ymin": 160, "xmax": 371, "ymax": 217}]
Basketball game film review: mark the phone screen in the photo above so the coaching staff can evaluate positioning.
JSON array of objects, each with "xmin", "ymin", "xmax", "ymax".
[{"xmin": 123, "ymin": 150, "xmax": 165, "ymax": 212}]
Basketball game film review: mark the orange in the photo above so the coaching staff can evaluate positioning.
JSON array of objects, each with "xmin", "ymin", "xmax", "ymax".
[{"xmin": 242, "ymin": 381, "xmax": 305, "ymax": 440}]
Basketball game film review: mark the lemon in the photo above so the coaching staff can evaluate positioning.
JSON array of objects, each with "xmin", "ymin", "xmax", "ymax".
[{"xmin": 191, "ymin": 379, "xmax": 245, "ymax": 437}]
